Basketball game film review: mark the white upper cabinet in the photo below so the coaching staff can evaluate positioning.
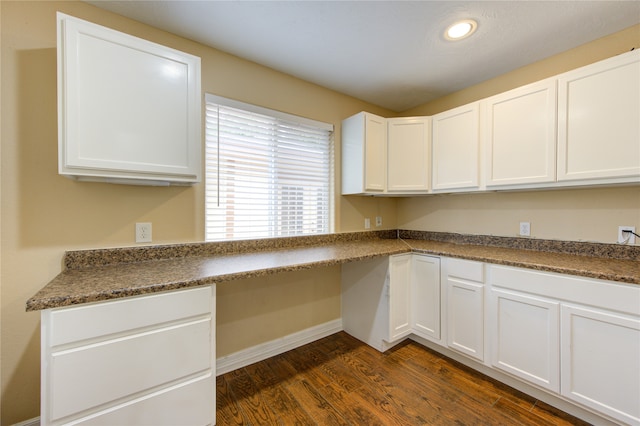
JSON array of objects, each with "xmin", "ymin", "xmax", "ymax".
[
  {"xmin": 432, "ymin": 102, "xmax": 480, "ymax": 191},
  {"xmin": 557, "ymin": 49, "xmax": 640, "ymax": 183},
  {"xmin": 57, "ymin": 13, "xmax": 202, "ymax": 185},
  {"xmin": 484, "ymin": 79, "xmax": 557, "ymax": 187},
  {"xmin": 341, "ymin": 112, "xmax": 387, "ymax": 194},
  {"xmin": 387, "ymin": 117, "xmax": 431, "ymax": 193}
]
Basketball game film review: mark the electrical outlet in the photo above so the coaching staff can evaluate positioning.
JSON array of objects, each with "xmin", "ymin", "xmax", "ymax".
[
  {"xmin": 136, "ymin": 222, "xmax": 152, "ymax": 243},
  {"xmin": 618, "ymin": 226, "xmax": 636, "ymax": 244},
  {"xmin": 375, "ymin": 216, "xmax": 382, "ymax": 227},
  {"xmin": 364, "ymin": 218, "xmax": 371, "ymax": 229},
  {"xmin": 519, "ymin": 222, "xmax": 531, "ymax": 237}
]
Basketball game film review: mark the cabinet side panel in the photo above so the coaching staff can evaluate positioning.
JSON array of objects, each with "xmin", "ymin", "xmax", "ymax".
[
  {"xmin": 341, "ymin": 258, "xmax": 389, "ymax": 351},
  {"xmin": 341, "ymin": 113, "xmax": 366, "ymax": 194}
]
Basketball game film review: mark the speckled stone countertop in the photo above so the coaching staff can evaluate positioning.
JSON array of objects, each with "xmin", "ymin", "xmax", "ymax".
[{"xmin": 26, "ymin": 230, "xmax": 639, "ymax": 312}]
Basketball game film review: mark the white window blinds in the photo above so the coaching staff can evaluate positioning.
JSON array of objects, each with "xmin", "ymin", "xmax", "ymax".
[{"xmin": 205, "ymin": 94, "xmax": 334, "ymax": 241}]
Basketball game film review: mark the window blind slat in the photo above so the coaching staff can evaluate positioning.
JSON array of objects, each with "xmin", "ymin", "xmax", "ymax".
[{"xmin": 205, "ymin": 98, "xmax": 333, "ymax": 241}]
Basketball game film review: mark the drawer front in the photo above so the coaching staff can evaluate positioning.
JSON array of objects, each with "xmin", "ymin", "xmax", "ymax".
[
  {"xmin": 50, "ymin": 319, "xmax": 212, "ymax": 421},
  {"xmin": 445, "ymin": 257, "xmax": 484, "ymax": 282},
  {"xmin": 49, "ymin": 286, "xmax": 212, "ymax": 346},
  {"xmin": 73, "ymin": 374, "xmax": 215, "ymax": 426},
  {"xmin": 489, "ymin": 265, "xmax": 640, "ymax": 315}
]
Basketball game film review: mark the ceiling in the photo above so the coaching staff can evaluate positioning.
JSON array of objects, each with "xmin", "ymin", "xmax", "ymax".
[{"xmin": 86, "ymin": 1, "xmax": 640, "ymax": 112}]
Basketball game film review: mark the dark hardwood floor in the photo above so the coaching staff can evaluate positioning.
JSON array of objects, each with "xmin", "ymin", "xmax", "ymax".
[{"xmin": 217, "ymin": 332, "xmax": 590, "ymax": 425}]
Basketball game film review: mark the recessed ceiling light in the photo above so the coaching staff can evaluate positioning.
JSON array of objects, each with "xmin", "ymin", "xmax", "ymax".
[{"xmin": 445, "ymin": 19, "xmax": 477, "ymax": 41}]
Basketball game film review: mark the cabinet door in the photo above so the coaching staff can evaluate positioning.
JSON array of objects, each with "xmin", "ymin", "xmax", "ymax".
[
  {"xmin": 446, "ymin": 278, "xmax": 484, "ymax": 361},
  {"xmin": 387, "ymin": 117, "xmax": 430, "ymax": 193},
  {"xmin": 364, "ymin": 113, "xmax": 388, "ymax": 192},
  {"xmin": 432, "ymin": 102, "xmax": 480, "ymax": 191},
  {"xmin": 411, "ymin": 255, "xmax": 441, "ymax": 342},
  {"xmin": 490, "ymin": 288, "xmax": 559, "ymax": 392},
  {"xmin": 57, "ymin": 13, "xmax": 201, "ymax": 185},
  {"xmin": 561, "ymin": 304, "xmax": 640, "ymax": 425},
  {"xmin": 557, "ymin": 50, "xmax": 640, "ymax": 182},
  {"xmin": 485, "ymin": 79, "xmax": 557, "ymax": 186},
  {"xmin": 388, "ymin": 254, "xmax": 412, "ymax": 341}
]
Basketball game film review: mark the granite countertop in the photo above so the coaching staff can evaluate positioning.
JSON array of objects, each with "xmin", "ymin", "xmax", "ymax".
[
  {"xmin": 405, "ymin": 240, "xmax": 639, "ymax": 284},
  {"xmin": 26, "ymin": 230, "xmax": 639, "ymax": 312}
]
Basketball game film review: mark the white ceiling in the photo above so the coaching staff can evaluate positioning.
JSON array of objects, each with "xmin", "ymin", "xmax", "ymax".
[{"xmin": 86, "ymin": 1, "xmax": 640, "ymax": 112}]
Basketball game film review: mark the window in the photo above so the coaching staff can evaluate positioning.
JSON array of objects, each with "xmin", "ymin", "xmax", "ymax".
[{"xmin": 205, "ymin": 94, "xmax": 334, "ymax": 241}]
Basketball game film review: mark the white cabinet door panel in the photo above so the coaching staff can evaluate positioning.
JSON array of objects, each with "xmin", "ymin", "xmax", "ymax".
[
  {"xmin": 387, "ymin": 117, "xmax": 430, "ymax": 192},
  {"xmin": 411, "ymin": 255, "xmax": 441, "ymax": 341},
  {"xmin": 364, "ymin": 114, "xmax": 387, "ymax": 192},
  {"xmin": 557, "ymin": 50, "xmax": 640, "ymax": 181},
  {"xmin": 57, "ymin": 13, "xmax": 201, "ymax": 184},
  {"xmin": 490, "ymin": 289, "xmax": 559, "ymax": 392},
  {"xmin": 561, "ymin": 304, "xmax": 640, "ymax": 425},
  {"xmin": 432, "ymin": 102, "xmax": 480, "ymax": 191},
  {"xmin": 389, "ymin": 254, "xmax": 412, "ymax": 341},
  {"xmin": 485, "ymin": 79, "xmax": 557, "ymax": 186},
  {"xmin": 446, "ymin": 278, "xmax": 484, "ymax": 361}
]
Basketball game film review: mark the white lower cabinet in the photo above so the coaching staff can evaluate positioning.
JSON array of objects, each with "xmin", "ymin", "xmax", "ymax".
[
  {"xmin": 443, "ymin": 258, "xmax": 485, "ymax": 361},
  {"xmin": 490, "ymin": 264, "xmax": 640, "ymax": 425},
  {"xmin": 41, "ymin": 286, "xmax": 216, "ymax": 426},
  {"xmin": 343, "ymin": 254, "xmax": 639, "ymax": 425},
  {"xmin": 489, "ymin": 288, "xmax": 559, "ymax": 392},
  {"xmin": 561, "ymin": 304, "xmax": 640, "ymax": 425}
]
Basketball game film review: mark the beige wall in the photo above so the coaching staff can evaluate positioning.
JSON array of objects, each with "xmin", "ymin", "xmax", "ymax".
[
  {"xmin": 1, "ymin": 2, "xmax": 638, "ymax": 423},
  {"xmin": 399, "ymin": 187, "xmax": 640, "ymax": 242}
]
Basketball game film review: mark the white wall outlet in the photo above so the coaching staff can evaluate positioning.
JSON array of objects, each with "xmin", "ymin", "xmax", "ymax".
[
  {"xmin": 364, "ymin": 218, "xmax": 371, "ymax": 229},
  {"xmin": 618, "ymin": 226, "xmax": 636, "ymax": 244},
  {"xmin": 136, "ymin": 222, "xmax": 152, "ymax": 243},
  {"xmin": 519, "ymin": 222, "xmax": 531, "ymax": 237},
  {"xmin": 375, "ymin": 216, "xmax": 382, "ymax": 227}
]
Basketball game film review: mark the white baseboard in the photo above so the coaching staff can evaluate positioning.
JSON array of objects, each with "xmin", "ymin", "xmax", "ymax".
[
  {"xmin": 12, "ymin": 417, "xmax": 40, "ymax": 426},
  {"xmin": 216, "ymin": 319, "xmax": 343, "ymax": 376}
]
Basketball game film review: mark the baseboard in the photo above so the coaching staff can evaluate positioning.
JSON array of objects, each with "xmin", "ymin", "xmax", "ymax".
[
  {"xmin": 216, "ymin": 319, "xmax": 343, "ymax": 376},
  {"xmin": 12, "ymin": 417, "xmax": 40, "ymax": 426}
]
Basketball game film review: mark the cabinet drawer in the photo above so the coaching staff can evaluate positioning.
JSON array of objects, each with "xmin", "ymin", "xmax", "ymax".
[
  {"xmin": 50, "ymin": 318, "xmax": 212, "ymax": 421},
  {"xmin": 48, "ymin": 286, "xmax": 212, "ymax": 346},
  {"xmin": 444, "ymin": 258, "xmax": 484, "ymax": 282},
  {"xmin": 73, "ymin": 374, "xmax": 214, "ymax": 426},
  {"xmin": 489, "ymin": 265, "xmax": 639, "ymax": 315}
]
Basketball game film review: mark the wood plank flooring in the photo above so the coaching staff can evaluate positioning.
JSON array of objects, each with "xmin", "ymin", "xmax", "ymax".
[{"xmin": 217, "ymin": 332, "xmax": 591, "ymax": 425}]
